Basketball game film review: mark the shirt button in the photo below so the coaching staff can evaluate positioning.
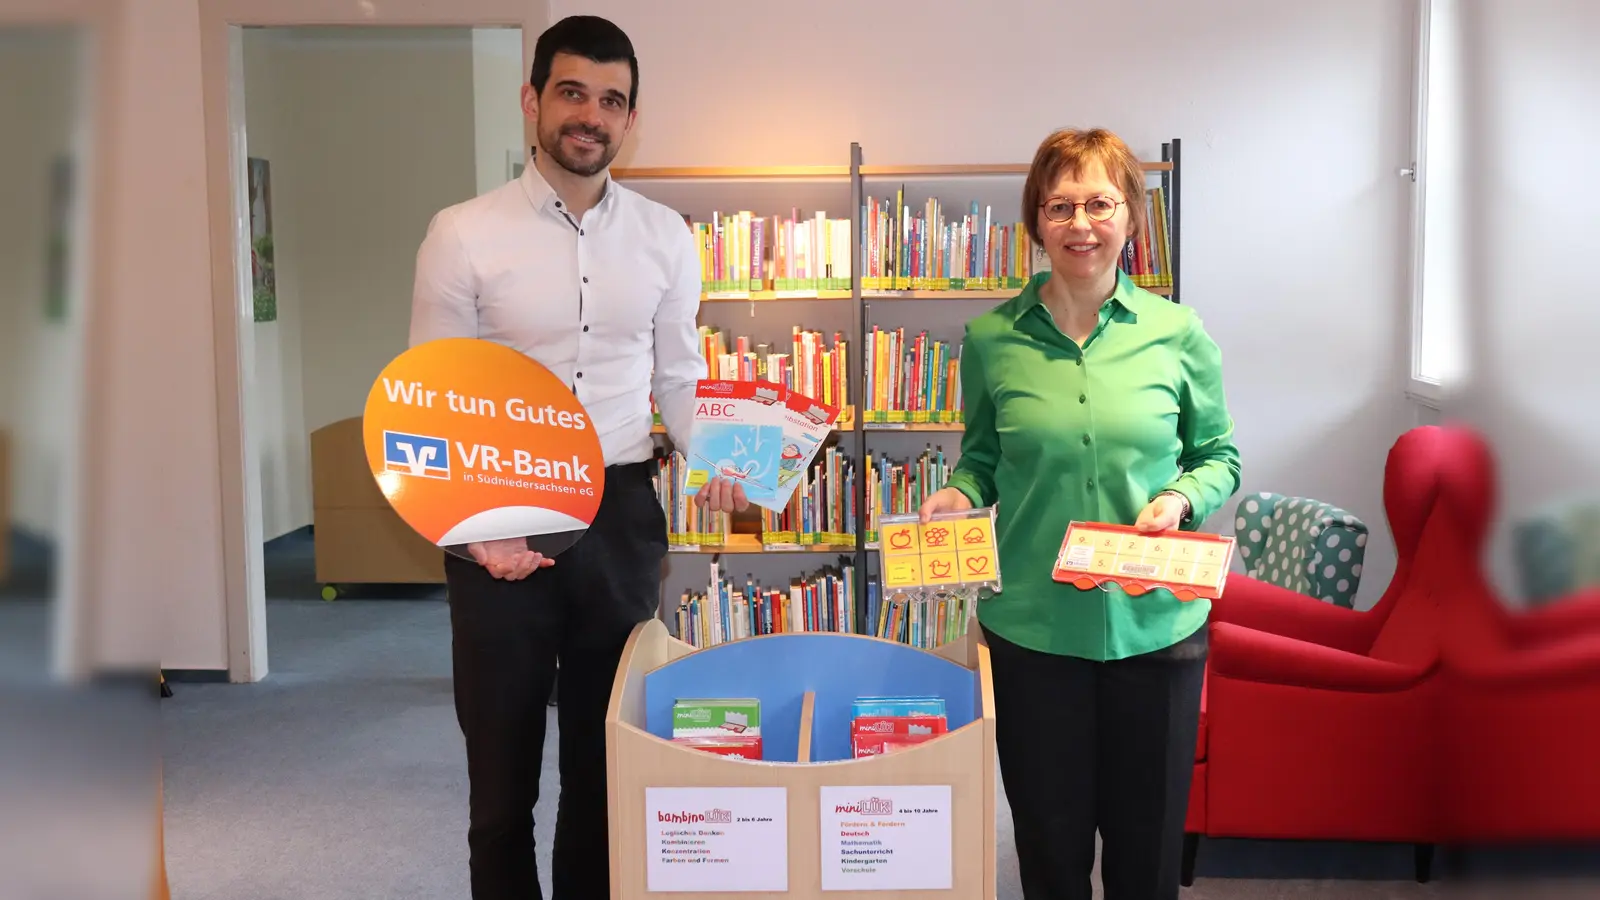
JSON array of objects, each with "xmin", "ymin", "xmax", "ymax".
[
  {"xmin": 576, "ymin": 371, "xmax": 583, "ymax": 379},
  {"xmin": 1078, "ymin": 393, "xmax": 1087, "ymax": 404},
  {"xmin": 1082, "ymin": 434, "xmax": 1091, "ymax": 446},
  {"xmin": 1076, "ymin": 358, "xmax": 1083, "ymax": 366},
  {"xmin": 555, "ymin": 200, "xmax": 562, "ymax": 208},
  {"xmin": 579, "ymin": 229, "xmax": 585, "ymax": 236},
  {"xmin": 583, "ymin": 276, "xmax": 589, "ymax": 284},
  {"xmin": 583, "ymin": 325, "xmax": 590, "ymax": 332},
  {"xmin": 1087, "ymin": 479, "xmax": 1095, "ymax": 490}
]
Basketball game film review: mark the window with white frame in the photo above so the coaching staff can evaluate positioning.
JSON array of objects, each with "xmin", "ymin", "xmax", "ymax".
[{"xmin": 1410, "ymin": 0, "xmax": 1466, "ymax": 401}]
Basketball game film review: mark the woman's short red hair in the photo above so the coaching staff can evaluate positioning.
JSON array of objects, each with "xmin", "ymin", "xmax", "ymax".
[{"xmin": 1022, "ymin": 127, "xmax": 1147, "ymax": 248}]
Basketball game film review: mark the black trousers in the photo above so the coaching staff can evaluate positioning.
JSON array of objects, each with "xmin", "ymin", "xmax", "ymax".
[
  {"xmin": 984, "ymin": 622, "xmax": 1207, "ymax": 900},
  {"xmin": 448, "ymin": 461, "xmax": 668, "ymax": 900}
]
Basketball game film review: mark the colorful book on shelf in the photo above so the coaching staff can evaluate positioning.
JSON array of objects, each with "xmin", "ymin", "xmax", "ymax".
[
  {"xmin": 673, "ymin": 558, "xmax": 859, "ymax": 648},
  {"xmin": 692, "ymin": 209, "xmax": 852, "ymax": 294},
  {"xmin": 862, "ymin": 327, "xmax": 961, "ymax": 425},
  {"xmin": 859, "ymin": 191, "xmax": 1033, "ymax": 291},
  {"xmin": 1115, "ymin": 187, "xmax": 1173, "ymax": 288},
  {"xmin": 867, "ymin": 582, "xmax": 973, "ymax": 649},
  {"xmin": 654, "ymin": 450, "xmax": 728, "ymax": 547},
  {"xmin": 865, "ymin": 446, "xmax": 951, "ymax": 544},
  {"xmin": 696, "ymin": 326, "xmax": 850, "ymax": 417},
  {"xmin": 760, "ymin": 445, "xmax": 856, "ymax": 548}
]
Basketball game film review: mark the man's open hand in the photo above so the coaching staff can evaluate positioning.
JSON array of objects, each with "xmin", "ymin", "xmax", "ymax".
[{"xmin": 467, "ymin": 537, "xmax": 555, "ymax": 580}]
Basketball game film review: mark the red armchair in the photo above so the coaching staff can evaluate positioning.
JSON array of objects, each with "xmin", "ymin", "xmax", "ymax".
[
  {"xmin": 1183, "ymin": 426, "xmax": 1451, "ymax": 885},
  {"xmin": 1433, "ymin": 425, "xmax": 1600, "ymax": 845}
]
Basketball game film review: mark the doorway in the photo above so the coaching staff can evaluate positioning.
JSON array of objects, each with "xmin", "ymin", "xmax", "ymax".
[{"xmin": 201, "ymin": 4, "xmax": 531, "ymax": 682}]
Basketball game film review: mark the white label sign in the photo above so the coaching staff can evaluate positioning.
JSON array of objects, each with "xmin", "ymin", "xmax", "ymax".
[
  {"xmin": 820, "ymin": 784, "xmax": 953, "ymax": 890},
  {"xmin": 645, "ymin": 786, "xmax": 788, "ymax": 892}
]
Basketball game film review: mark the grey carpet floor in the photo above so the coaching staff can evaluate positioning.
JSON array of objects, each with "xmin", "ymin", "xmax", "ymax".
[{"xmin": 157, "ymin": 599, "xmax": 1479, "ymax": 899}]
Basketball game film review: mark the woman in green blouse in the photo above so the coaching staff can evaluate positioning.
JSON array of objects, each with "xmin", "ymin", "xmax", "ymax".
[{"xmin": 920, "ymin": 127, "xmax": 1241, "ymax": 900}]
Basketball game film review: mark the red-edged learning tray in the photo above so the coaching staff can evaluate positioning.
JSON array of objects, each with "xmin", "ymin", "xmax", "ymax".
[{"xmin": 1051, "ymin": 521, "xmax": 1236, "ymax": 601}]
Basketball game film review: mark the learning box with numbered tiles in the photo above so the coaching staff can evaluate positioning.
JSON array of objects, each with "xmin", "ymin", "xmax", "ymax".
[{"xmin": 1052, "ymin": 521, "xmax": 1236, "ymax": 601}]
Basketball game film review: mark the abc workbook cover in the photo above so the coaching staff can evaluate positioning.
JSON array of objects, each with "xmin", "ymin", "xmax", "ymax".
[{"xmin": 683, "ymin": 380, "xmax": 788, "ymax": 509}]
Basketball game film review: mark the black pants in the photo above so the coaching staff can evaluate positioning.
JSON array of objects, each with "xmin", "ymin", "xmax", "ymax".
[
  {"xmin": 448, "ymin": 461, "xmax": 668, "ymax": 900},
  {"xmin": 984, "ymin": 622, "xmax": 1207, "ymax": 900}
]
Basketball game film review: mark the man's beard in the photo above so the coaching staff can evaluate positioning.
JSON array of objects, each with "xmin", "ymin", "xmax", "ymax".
[{"xmin": 537, "ymin": 123, "xmax": 616, "ymax": 177}]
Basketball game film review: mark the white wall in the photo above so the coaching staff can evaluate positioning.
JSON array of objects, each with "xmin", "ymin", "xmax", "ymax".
[
  {"xmin": 474, "ymin": 27, "xmax": 527, "ymax": 196},
  {"xmin": 565, "ymin": 0, "xmax": 1421, "ymax": 609},
  {"xmin": 90, "ymin": 0, "xmax": 222, "ymax": 669},
  {"xmin": 1453, "ymin": 0, "xmax": 1600, "ymax": 601},
  {"xmin": 0, "ymin": 30, "xmax": 85, "ymax": 543},
  {"xmin": 245, "ymin": 27, "xmax": 513, "ymax": 540}
]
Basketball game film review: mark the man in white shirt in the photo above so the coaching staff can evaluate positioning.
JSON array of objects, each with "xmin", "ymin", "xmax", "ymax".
[{"xmin": 409, "ymin": 16, "xmax": 744, "ymax": 900}]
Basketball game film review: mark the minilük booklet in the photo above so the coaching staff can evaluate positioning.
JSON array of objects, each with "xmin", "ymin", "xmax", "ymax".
[
  {"xmin": 774, "ymin": 389, "xmax": 841, "ymax": 507},
  {"xmin": 683, "ymin": 379, "xmax": 845, "ymax": 514},
  {"xmin": 682, "ymin": 380, "xmax": 788, "ymax": 509}
]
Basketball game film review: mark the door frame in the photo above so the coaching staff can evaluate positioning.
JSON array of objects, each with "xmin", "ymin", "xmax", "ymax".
[{"xmin": 199, "ymin": 0, "xmax": 540, "ymax": 682}]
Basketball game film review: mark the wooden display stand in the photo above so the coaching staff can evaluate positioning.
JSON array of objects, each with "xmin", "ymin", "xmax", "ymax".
[
  {"xmin": 606, "ymin": 619, "xmax": 996, "ymax": 899},
  {"xmin": 308, "ymin": 417, "xmax": 443, "ymax": 597}
]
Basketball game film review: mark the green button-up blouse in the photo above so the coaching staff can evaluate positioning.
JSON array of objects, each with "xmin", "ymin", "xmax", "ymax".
[{"xmin": 945, "ymin": 270, "xmax": 1242, "ymax": 661}]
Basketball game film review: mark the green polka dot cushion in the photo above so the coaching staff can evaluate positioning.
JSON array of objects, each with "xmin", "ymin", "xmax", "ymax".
[{"xmin": 1232, "ymin": 492, "xmax": 1369, "ymax": 609}]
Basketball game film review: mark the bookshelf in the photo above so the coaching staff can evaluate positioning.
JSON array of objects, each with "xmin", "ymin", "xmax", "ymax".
[{"xmin": 615, "ymin": 138, "xmax": 1181, "ymax": 646}]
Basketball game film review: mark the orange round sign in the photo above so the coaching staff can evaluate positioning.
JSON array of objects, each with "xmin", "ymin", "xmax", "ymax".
[{"xmin": 362, "ymin": 337, "xmax": 604, "ymax": 559}]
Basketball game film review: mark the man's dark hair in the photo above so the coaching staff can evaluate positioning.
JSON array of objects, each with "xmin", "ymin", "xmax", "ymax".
[{"xmin": 530, "ymin": 15, "xmax": 638, "ymax": 110}]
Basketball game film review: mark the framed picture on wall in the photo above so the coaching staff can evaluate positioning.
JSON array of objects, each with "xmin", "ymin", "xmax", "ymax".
[
  {"xmin": 248, "ymin": 156, "xmax": 277, "ymax": 323},
  {"xmin": 44, "ymin": 154, "xmax": 73, "ymax": 324}
]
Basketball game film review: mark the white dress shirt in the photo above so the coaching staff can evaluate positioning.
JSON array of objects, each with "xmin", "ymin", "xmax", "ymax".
[{"xmin": 409, "ymin": 162, "xmax": 703, "ymax": 466}]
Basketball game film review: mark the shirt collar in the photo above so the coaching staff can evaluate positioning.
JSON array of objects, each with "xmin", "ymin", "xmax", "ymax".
[
  {"xmin": 1017, "ymin": 267, "xmax": 1143, "ymax": 320},
  {"xmin": 519, "ymin": 153, "xmax": 620, "ymax": 217}
]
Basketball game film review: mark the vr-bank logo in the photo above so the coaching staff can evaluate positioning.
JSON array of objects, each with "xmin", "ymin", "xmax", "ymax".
[{"xmin": 384, "ymin": 431, "xmax": 451, "ymax": 480}]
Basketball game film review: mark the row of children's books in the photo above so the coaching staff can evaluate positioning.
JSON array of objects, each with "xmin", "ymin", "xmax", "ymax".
[
  {"xmin": 653, "ymin": 443, "xmax": 949, "ymax": 549},
  {"xmin": 863, "ymin": 327, "xmax": 962, "ymax": 424},
  {"xmin": 681, "ymin": 186, "xmax": 1172, "ymax": 297},
  {"xmin": 655, "ymin": 444, "xmax": 858, "ymax": 550},
  {"xmin": 672, "ymin": 558, "xmax": 860, "ymax": 648},
  {"xmin": 861, "ymin": 191, "xmax": 1034, "ymax": 291},
  {"xmin": 758, "ymin": 444, "xmax": 856, "ymax": 547},
  {"xmin": 693, "ymin": 210, "xmax": 852, "ymax": 293},
  {"xmin": 654, "ymin": 451, "xmax": 729, "ymax": 548},
  {"xmin": 696, "ymin": 325, "xmax": 850, "ymax": 420},
  {"xmin": 668, "ymin": 560, "xmax": 973, "ymax": 652},
  {"xmin": 649, "ymin": 325, "xmax": 960, "ymax": 429},
  {"xmin": 1125, "ymin": 187, "xmax": 1174, "ymax": 288},
  {"xmin": 866, "ymin": 446, "xmax": 952, "ymax": 544}
]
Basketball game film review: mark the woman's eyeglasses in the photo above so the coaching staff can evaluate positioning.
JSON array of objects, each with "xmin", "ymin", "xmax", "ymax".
[{"xmin": 1040, "ymin": 196, "xmax": 1124, "ymax": 223}]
